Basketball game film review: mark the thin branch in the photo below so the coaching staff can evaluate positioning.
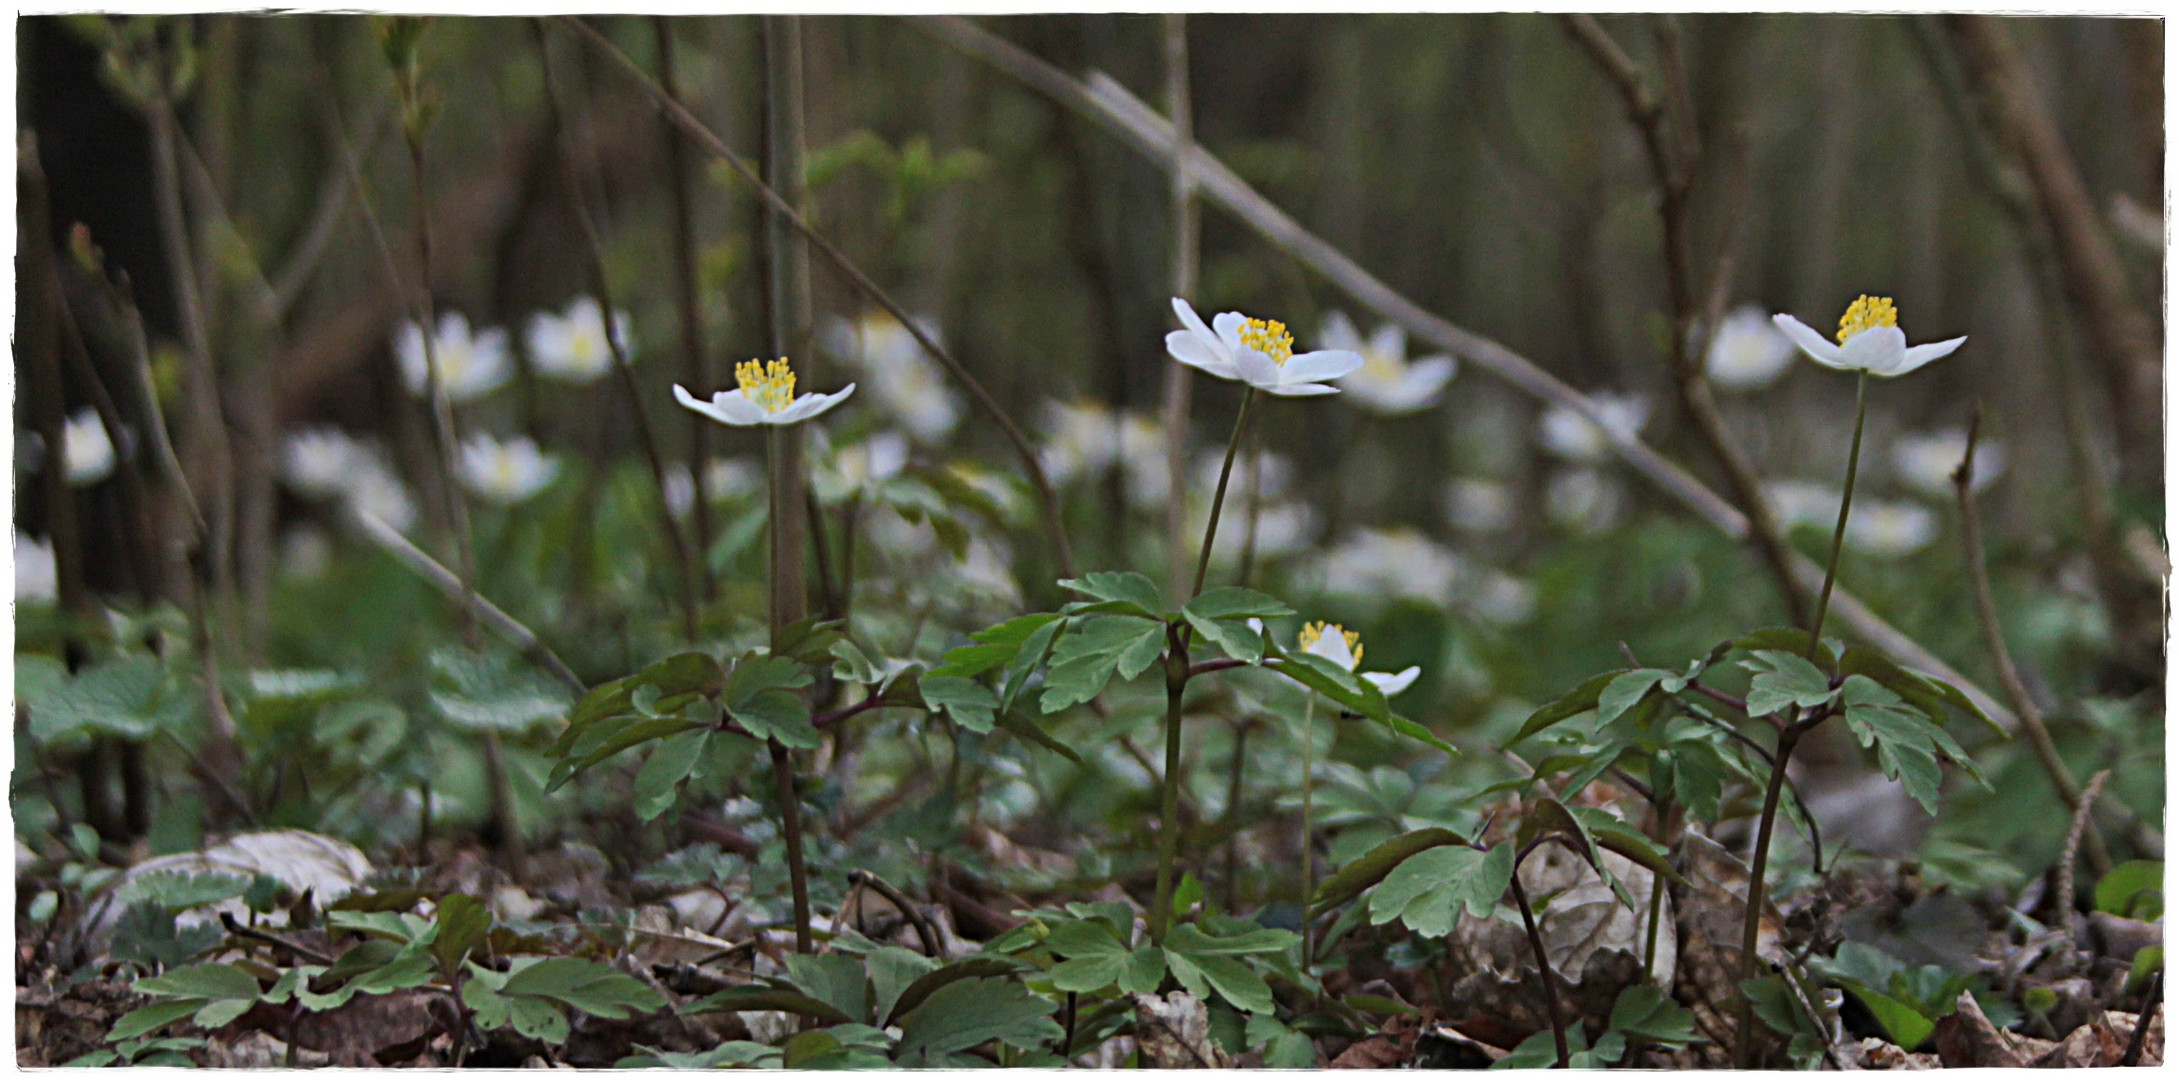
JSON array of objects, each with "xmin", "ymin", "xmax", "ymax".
[
  {"xmin": 350, "ymin": 511, "xmax": 584, "ymax": 696},
  {"xmin": 558, "ymin": 14, "xmax": 1077, "ymax": 580},
  {"xmin": 1953, "ymin": 406, "xmax": 2109, "ymax": 877},
  {"xmin": 920, "ymin": 15, "xmax": 2015, "ymax": 733},
  {"xmin": 845, "ymin": 869, "xmax": 943, "ymax": 957},
  {"xmin": 1161, "ymin": 12, "xmax": 1199, "ymax": 604},
  {"xmin": 2055, "ymin": 768, "xmax": 2111, "ymax": 971}
]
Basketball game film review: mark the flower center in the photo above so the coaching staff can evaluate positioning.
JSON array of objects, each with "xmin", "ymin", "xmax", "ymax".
[
  {"xmin": 1835, "ymin": 295, "xmax": 1899, "ymax": 344},
  {"xmin": 1296, "ymin": 620, "xmax": 1363, "ymax": 665},
  {"xmin": 1238, "ymin": 317, "xmax": 1294, "ymax": 366},
  {"xmin": 737, "ymin": 357, "xmax": 798, "ymax": 413}
]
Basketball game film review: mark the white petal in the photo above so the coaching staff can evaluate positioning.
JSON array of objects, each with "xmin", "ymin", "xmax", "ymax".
[
  {"xmin": 1363, "ymin": 666, "xmax": 1421, "ymax": 697},
  {"xmin": 1211, "ymin": 311, "xmax": 1250, "ymax": 354},
  {"xmin": 1403, "ymin": 356, "xmax": 1458, "ymax": 397},
  {"xmin": 675, "ymin": 384, "xmax": 759, "ymax": 426},
  {"xmin": 1260, "ymin": 382, "xmax": 1340, "ymax": 397},
  {"xmin": 1368, "ymin": 322, "xmax": 1406, "ymax": 362},
  {"xmin": 1772, "ymin": 314, "xmax": 1845, "ymax": 368},
  {"xmin": 1279, "ymin": 349, "xmax": 1365, "ymax": 383},
  {"xmin": 1839, "ymin": 325, "xmax": 1907, "ymax": 375},
  {"xmin": 1166, "ymin": 329, "xmax": 1237, "ymax": 379},
  {"xmin": 1304, "ymin": 630, "xmax": 1355, "ymax": 670},
  {"xmin": 1172, "ymin": 296, "xmax": 1217, "ymax": 345},
  {"xmin": 1317, "ymin": 310, "xmax": 1362, "ymax": 352},
  {"xmin": 1233, "ymin": 348, "xmax": 1284, "ymax": 389},
  {"xmin": 1891, "ymin": 335, "xmax": 1967, "ymax": 378},
  {"xmin": 792, "ymin": 383, "xmax": 857, "ymax": 423}
]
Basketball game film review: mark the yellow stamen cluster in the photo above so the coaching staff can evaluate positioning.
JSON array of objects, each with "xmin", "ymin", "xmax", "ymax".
[
  {"xmin": 1835, "ymin": 295, "xmax": 1899, "ymax": 344},
  {"xmin": 736, "ymin": 357, "xmax": 798, "ymax": 413},
  {"xmin": 1297, "ymin": 620, "xmax": 1363, "ymax": 664},
  {"xmin": 1238, "ymin": 317, "xmax": 1295, "ymax": 366}
]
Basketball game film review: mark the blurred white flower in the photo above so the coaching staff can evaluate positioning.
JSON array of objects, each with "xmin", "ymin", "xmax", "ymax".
[
  {"xmin": 1198, "ymin": 499, "xmax": 1317, "ymax": 564},
  {"xmin": 1444, "ymin": 478, "xmax": 1514, "ymax": 534},
  {"xmin": 458, "ymin": 433, "xmax": 560, "ymax": 505},
  {"xmin": 343, "ymin": 458, "xmax": 418, "ymax": 533},
  {"xmin": 64, "ymin": 409, "xmax": 116, "ymax": 486},
  {"xmin": 1194, "ymin": 448, "xmax": 1293, "ymax": 501},
  {"xmin": 1038, "ymin": 400, "xmax": 1122, "ymax": 487},
  {"xmin": 1843, "ymin": 499, "xmax": 1937, "ymax": 558},
  {"xmin": 280, "ymin": 526, "xmax": 333, "ymax": 581},
  {"xmin": 1764, "ymin": 479, "xmax": 1844, "ymax": 530},
  {"xmin": 281, "ymin": 426, "xmax": 370, "ymax": 499},
  {"xmin": 1318, "ymin": 528, "xmax": 1465, "ymax": 604},
  {"xmin": 16, "ymin": 535, "xmax": 56, "ymax": 602},
  {"xmin": 814, "ymin": 431, "xmax": 911, "ymax": 503},
  {"xmin": 1467, "ymin": 570, "xmax": 1537, "ymax": 627},
  {"xmin": 1891, "ymin": 428, "xmax": 2005, "ymax": 498},
  {"xmin": 958, "ymin": 538, "xmax": 1021, "ymax": 607},
  {"xmin": 823, "ymin": 312, "xmax": 961, "ymax": 442},
  {"xmin": 1773, "ymin": 295, "xmax": 1966, "ymax": 378},
  {"xmin": 1166, "ymin": 298, "xmax": 1362, "ymax": 397},
  {"xmin": 1120, "ymin": 413, "xmax": 1170, "ymax": 509},
  {"xmin": 525, "ymin": 296, "xmax": 632, "ymax": 384},
  {"xmin": 1540, "ymin": 393, "xmax": 1649, "ymax": 463},
  {"xmin": 1295, "ymin": 620, "xmax": 1419, "ymax": 697},
  {"xmin": 1316, "ymin": 311, "xmax": 1456, "ymax": 415},
  {"xmin": 1705, "ymin": 305, "xmax": 1795, "ymax": 391},
  {"xmin": 1545, "ymin": 467, "xmax": 1628, "ymax": 534},
  {"xmin": 675, "ymin": 358, "xmax": 855, "ymax": 427},
  {"xmin": 398, "ymin": 312, "xmax": 512, "ymax": 402},
  {"xmin": 663, "ymin": 457, "xmax": 765, "ymax": 520}
]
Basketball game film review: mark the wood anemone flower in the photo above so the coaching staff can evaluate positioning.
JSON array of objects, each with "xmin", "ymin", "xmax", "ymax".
[
  {"xmin": 1772, "ymin": 295, "xmax": 1967, "ymax": 378},
  {"xmin": 1165, "ymin": 297, "xmax": 1363, "ymax": 397},
  {"xmin": 1295, "ymin": 619, "xmax": 1420, "ymax": 697},
  {"xmin": 674, "ymin": 357, "xmax": 856, "ymax": 427}
]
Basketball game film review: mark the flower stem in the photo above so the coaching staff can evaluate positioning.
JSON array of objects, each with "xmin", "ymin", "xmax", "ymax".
[
  {"xmin": 1188, "ymin": 387, "xmax": 1257, "ymax": 600},
  {"xmin": 1730, "ymin": 718, "xmax": 1809, "ymax": 1067},
  {"xmin": 1150, "ymin": 630, "xmax": 1190, "ymax": 946},
  {"xmin": 1804, "ymin": 371, "xmax": 1867, "ymax": 662},
  {"xmin": 1298, "ymin": 694, "xmax": 1318, "ymax": 972},
  {"xmin": 766, "ymin": 425, "xmax": 814, "ymax": 956},
  {"xmin": 1508, "ymin": 864, "xmax": 1570, "ymax": 1069}
]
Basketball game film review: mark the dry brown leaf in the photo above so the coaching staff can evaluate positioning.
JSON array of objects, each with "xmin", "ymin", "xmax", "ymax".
[{"xmin": 1130, "ymin": 991, "xmax": 1232, "ymax": 1068}]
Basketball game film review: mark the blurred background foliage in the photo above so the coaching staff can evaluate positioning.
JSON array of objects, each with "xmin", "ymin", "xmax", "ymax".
[{"xmin": 12, "ymin": 14, "xmax": 2163, "ymax": 905}]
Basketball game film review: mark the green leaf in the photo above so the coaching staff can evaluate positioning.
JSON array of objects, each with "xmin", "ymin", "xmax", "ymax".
[
  {"xmin": 1163, "ymin": 922, "xmax": 1296, "ymax": 956},
  {"xmin": 783, "ymin": 953, "xmax": 870, "ymax": 1025},
  {"xmin": 1509, "ymin": 670, "xmax": 1622, "ymax": 746},
  {"xmin": 999, "ymin": 617, "xmax": 1067, "ymax": 712},
  {"xmin": 1839, "ymin": 981, "xmax": 1934, "ymax": 1050},
  {"xmin": 634, "ymin": 729, "xmax": 711, "ymax": 821},
  {"xmin": 1597, "ymin": 669, "xmax": 1674, "ymax": 725},
  {"xmin": 548, "ymin": 715, "xmax": 709, "ymax": 791},
  {"xmin": 2095, "ymin": 861, "xmax": 2165, "ymax": 921},
  {"xmin": 191, "ymin": 997, "xmax": 254, "ymax": 1031},
  {"xmin": 920, "ymin": 676, "xmax": 998, "ymax": 734},
  {"xmin": 112, "ymin": 869, "xmax": 250, "ymax": 912},
  {"xmin": 27, "ymin": 656, "xmax": 197, "ymax": 743},
  {"xmin": 684, "ymin": 985, "xmax": 854, "ymax": 1024},
  {"xmin": 1183, "ymin": 608, "xmax": 1266, "ymax": 664},
  {"xmin": 1608, "ymin": 984, "xmax": 1698, "ymax": 1047},
  {"xmin": 1267, "ymin": 651, "xmax": 1390, "ymax": 726},
  {"xmin": 1047, "ymin": 919, "xmax": 1131, "ymax": 994},
  {"xmin": 1365, "ymin": 843, "xmax": 1514, "ymax": 938},
  {"xmin": 1839, "ymin": 676, "xmax": 1961, "ymax": 814},
  {"xmin": 1732, "ymin": 628, "xmax": 1837, "ymax": 671},
  {"xmin": 429, "ymin": 893, "xmax": 492, "ymax": 976},
  {"xmin": 1311, "ymin": 827, "xmax": 1466, "ymax": 915},
  {"xmin": 500, "ymin": 957, "xmax": 669, "ymax": 1020},
  {"xmin": 1183, "ymin": 586, "xmax": 1292, "ymax": 621},
  {"xmin": 893, "ymin": 976, "xmax": 1062, "ymax": 1062},
  {"xmin": 134, "ymin": 962, "xmax": 262, "ymax": 1002},
  {"xmin": 1039, "ymin": 616, "xmax": 1166, "ymax": 713},
  {"xmin": 992, "ymin": 709, "xmax": 1085, "ymax": 764},
  {"xmin": 1165, "ymin": 949, "xmax": 1276, "ymax": 1014},
  {"xmin": 829, "ymin": 640, "xmax": 883, "ymax": 685},
  {"xmin": 929, "ymin": 614, "xmax": 1062, "ymax": 680},
  {"xmin": 1668, "ymin": 737, "xmax": 1726, "ymax": 821},
  {"xmin": 1570, "ymin": 807, "xmax": 1688, "ymax": 888},
  {"xmin": 1742, "ymin": 650, "xmax": 1835, "ymax": 718},
  {"xmin": 1056, "ymin": 572, "xmax": 1168, "ymax": 618},
  {"xmin": 429, "ymin": 647, "xmax": 573, "ymax": 733},
  {"xmin": 865, "ymin": 947, "xmax": 939, "ymax": 1028},
  {"xmin": 722, "ymin": 654, "xmax": 817, "ymax": 749},
  {"xmin": 883, "ymin": 957, "xmax": 1028, "ymax": 1025},
  {"xmin": 1837, "ymin": 647, "xmax": 2004, "ymax": 738},
  {"xmin": 105, "ymin": 1000, "xmax": 205, "ymax": 1042}
]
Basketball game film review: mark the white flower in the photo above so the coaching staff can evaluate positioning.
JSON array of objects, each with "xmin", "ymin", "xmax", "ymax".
[
  {"xmin": 525, "ymin": 296, "xmax": 632, "ymax": 383},
  {"xmin": 1165, "ymin": 297, "xmax": 1363, "ymax": 397},
  {"xmin": 1540, "ymin": 393, "xmax": 1649, "ymax": 463},
  {"xmin": 1772, "ymin": 295, "xmax": 1966, "ymax": 378},
  {"xmin": 1039, "ymin": 400, "xmax": 1122, "ymax": 485},
  {"xmin": 1317, "ymin": 528, "xmax": 1466, "ymax": 605},
  {"xmin": 1545, "ymin": 467, "xmax": 1628, "ymax": 534},
  {"xmin": 343, "ymin": 458, "xmax": 418, "ymax": 533},
  {"xmin": 1843, "ymin": 499, "xmax": 1937, "ymax": 558},
  {"xmin": 663, "ymin": 457, "xmax": 765, "ymax": 519},
  {"xmin": 458, "ymin": 433, "xmax": 560, "ymax": 504},
  {"xmin": 1196, "ymin": 499, "xmax": 1317, "ymax": 564},
  {"xmin": 1705, "ymin": 305, "xmax": 1795, "ymax": 391},
  {"xmin": 814, "ymin": 431, "xmax": 910, "ymax": 503},
  {"xmin": 1194, "ymin": 448, "xmax": 1292, "ymax": 501},
  {"xmin": 1468, "ymin": 570, "xmax": 1537, "ymax": 627},
  {"xmin": 1445, "ymin": 478, "xmax": 1514, "ymax": 534},
  {"xmin": 1119, "ymin": 413, "xmax": 1170, "ymax": 509},
  {"xmin": 281, "ymin": 427, "xmax": 370, "ymax": 499},
  {"xmin": 397, "ymin": 312, "xmax": 512, "ymax": 403},
  {"xmin": 280, "ymin": 527, "xmax": 333, "ymax": 581},
  {"xmin": 823, "ymin": 313, "xmax": 961, "ymax": 442},
  {"xmin": 64, "ymin": 409, "xmax": 115, "ymax": 486},
  {"xmin": 674, "ymin": 358, "xmax": 855, "ymax": 427},
  {"xmin": 1764, "ymin": 479, "xmax": 1845, "ymax": 530},
  {"xmin": 1891, "ymin": 428, "xmax": 2005, "ymax": 498},
  {"xmin": 16, "ymin": 535, "xmax": 56, "ymax": 602},
  {"xmin": 1295, "ymin": 620, "xmax": 1420, "ymax": 697},
  {"xmin": 958, "ymin": 538, "xmax": 1022, "ymax": 607},
  {"xmin": 1316, "ymin": 311, "xmax": 1456, "ymax": 415}
]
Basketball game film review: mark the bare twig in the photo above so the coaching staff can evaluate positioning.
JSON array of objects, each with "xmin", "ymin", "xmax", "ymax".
[
  {"xmin": 846, "ymin": 869, "xmax": 943, "ymax": 957},
  {"xmin": 557, "ymin": 14, "xmax": 1076, "ymax": 580},
  {"xmin": 2055, "ymin": 768, "xmax": 2111, "ymax": 966},
  {"xmin": 1161, "ymin": 12, "xmax": 1199, "ymax": 604},
  {"xmin": 2120, "ymin": 971, "xmax": 2161, "ymax": 1067},
  {"xmin": 920, "ymin": 15, "xmax": 2014, "ymax": 732},
  {"xmin": 654, "ymin": 17, "xmax": 718, "ymax": 605},
  {"xmin": 350, "ymin": 512, "xmax": 584, "ymax": 695},
  {"xmin": 219, "ymin": 911, "xmax": 334, "ymax": 965},
  {"xmin": 1953, "ymin": 407, "xmax": 2109, "ymax": 877}
]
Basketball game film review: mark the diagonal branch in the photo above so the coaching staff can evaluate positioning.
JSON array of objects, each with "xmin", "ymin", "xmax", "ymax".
[{"xmin": 921, "ymin": 14, "xmax": 2015, "ymax": 733}]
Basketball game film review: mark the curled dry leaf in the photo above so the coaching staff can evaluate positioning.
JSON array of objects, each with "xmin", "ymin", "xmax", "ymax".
[{"xmin": 1129, "ymin": 990, "xmax": 1232, "ymax": 1068}]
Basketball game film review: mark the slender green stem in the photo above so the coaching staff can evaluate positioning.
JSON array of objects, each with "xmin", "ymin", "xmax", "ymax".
[
  {"xmin": 1804, "ymin": 371, "xmax": 1868, "ymax": 662},
  {"xmin": 1298, "ymin": 694, "xmax": 1318, "ymax": 972},
  {"xmin": 1730, "ymin": 720, "xmax": 1809, "ymax": 1066},
  {"xmin": 1150, "ymin": 636, "xmax": 1190, "ymax": 946},
  {"xmin": 766, "ymin": 425, "xmax": 814, "ymax": 955},
  {"xmin": 1187, "ymin": 388, "xmax": 1257, "ymax": 601}
]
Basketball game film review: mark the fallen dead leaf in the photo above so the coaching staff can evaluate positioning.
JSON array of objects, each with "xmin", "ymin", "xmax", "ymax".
[{"xmin": 1131, "ymin": 991, "xmax": 1231, "ymax": 1068}]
